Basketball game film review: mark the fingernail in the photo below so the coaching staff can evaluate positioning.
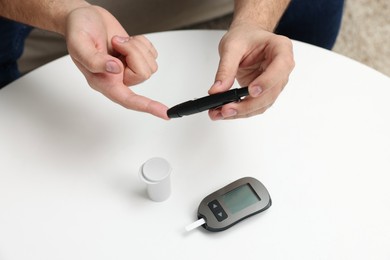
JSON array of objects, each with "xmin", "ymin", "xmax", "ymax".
[
  {"xmin": 114, "ymin": 36, "xmax": 130, "ymax": 43},
  {"xmin": 223, "ymin": 109, "xmax": 237, "ymax": 118},
  {"xmin": 213, "ymin": 80, "xmax": 222, "ymax": 87},
  {"xmin": 209, "ymin": 80, "xmax": 223, "ymax": 94},
  {"xmin": 250, "ymin": 86, "xmax": 263, "ymax": 97},
  {"xmin": 213, "ymin": 112, "xmax": 224, "ymax": 121},
  {"xmin": 211, "ymin": 80, "xmax": 223, "ymax": 90},
  {"xmin": 106, "ymin": 61, "xmax": 121, "ymax": 74}
]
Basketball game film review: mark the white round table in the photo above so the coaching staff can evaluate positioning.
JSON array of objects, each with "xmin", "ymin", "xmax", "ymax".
[{"xmin": 1, "ymin": 30, "xmax": 389, "ymax": 259}]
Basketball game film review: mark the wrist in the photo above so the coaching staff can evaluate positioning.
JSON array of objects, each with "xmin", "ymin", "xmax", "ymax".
[
  {"xmin": 51, "ymin": 1, "xmax": 91, "ymax": 35},
  {"xmin": 232, "ymin": 0, "xmax": 290, "ymax": 32},
  {"xmin": 0, "ymin": 0, "xmax": 91, "ymax": 34}
]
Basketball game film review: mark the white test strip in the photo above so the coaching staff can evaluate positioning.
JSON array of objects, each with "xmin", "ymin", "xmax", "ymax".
[{"xmin": 185, "ymin": 218, "xmax": 206, "ymax": 232}]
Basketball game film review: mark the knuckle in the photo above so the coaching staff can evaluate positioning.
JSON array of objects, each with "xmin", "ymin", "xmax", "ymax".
[
  {"xmin": 285, "ymin": 54, "xmax": 295, "ymax": 70},
  {"xmin": 216, "ymin": 64, "xmax": 230, "ymax": 77},
  {"xmin": 151, "ymin": 62, "xmax": 158, "ymax": 73},
  {"xmin": 140, "ymin": 70, "xmax": 152, "ymax": 80},
  {"xmin": 84, "ymin": 58, "xmax": 101, "ymax": 73},
  {"xmin": 124, "ymin": 76, "xmax": 144, "ymax": 86},
  {"xmin": 123, "ymin": 70, "xmax": 148, "ymax": 86}
]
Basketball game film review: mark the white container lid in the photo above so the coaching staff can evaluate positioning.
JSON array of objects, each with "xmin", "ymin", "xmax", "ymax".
[{"xmin": 140, "ymin": 157, "xmax": 172, "ymax": 184}]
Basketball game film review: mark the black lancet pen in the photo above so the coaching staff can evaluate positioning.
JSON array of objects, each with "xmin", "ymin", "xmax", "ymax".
[{"xmin": 167, "ymin": 87, "xmax": 249, "ymax": 118}]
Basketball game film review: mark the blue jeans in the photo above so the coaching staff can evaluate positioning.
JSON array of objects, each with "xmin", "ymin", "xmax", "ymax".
[
  {"xmin": 0, "ymin": 0, "xmax": 344, "ymax": 88},
  {"xmin": 276, "ymin": 0, "xmax": 345, "ymax": 50},
  {"xmin": 0, "ymin": 18, "xmax": 32, "ymax": 88}
]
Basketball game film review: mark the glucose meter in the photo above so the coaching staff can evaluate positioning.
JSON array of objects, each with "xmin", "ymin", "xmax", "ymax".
[{"xmin": 186, "ymin": 177, "xmax": 272, "ymax": 232}]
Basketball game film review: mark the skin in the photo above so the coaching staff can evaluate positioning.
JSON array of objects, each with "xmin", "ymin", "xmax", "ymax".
[
  {"xmin": 65, "ymin": 6, "xmax": 168, "ymax": 119},
  {"xmin": 209, "ymin": 0, "xmax": 295, "ymax": 120},
  {"xmin": 0, "ymin": 0, "xmax": 295, "ymax": 121}
]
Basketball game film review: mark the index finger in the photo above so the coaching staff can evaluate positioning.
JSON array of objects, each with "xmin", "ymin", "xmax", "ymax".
[{"xmin": 107, "ymin": 86, "xmax": 169, "ymax": 120}]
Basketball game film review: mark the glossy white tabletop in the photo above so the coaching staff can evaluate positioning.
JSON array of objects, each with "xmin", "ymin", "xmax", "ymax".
[{"xmin": 1, "ymin": 30, "xmax": 390, "ymax": 259}]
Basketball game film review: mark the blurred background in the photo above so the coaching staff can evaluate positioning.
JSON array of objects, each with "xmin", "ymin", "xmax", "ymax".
[
  {"xmin": 186, "ymin": 0, "xmax": 390, "ymax": 77},
  {"xmin": 333, "ymin": 0, "xmax": 390, "ymax": 77}
]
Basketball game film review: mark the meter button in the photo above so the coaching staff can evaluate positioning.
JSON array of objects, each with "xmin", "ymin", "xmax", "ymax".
[
  {"xmin": 208, "ymin": 200, "xmax": 228, "ymax": 222},
  {"xmin": 208, "ymin": 200, "xmax": 222, "ymax": 211},
  {"xmin": 214, "ymin": 210, "xmax": 228, "ymax": 222}
]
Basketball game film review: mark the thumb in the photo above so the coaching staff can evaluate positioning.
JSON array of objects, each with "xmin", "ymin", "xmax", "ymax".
[
  {"xmin": 81, "ymin": 52, "xmax": 123, "ymax": 75},
  {"xmin": 209, "ymin": 48, "xmax": 241, "ymax": 94},
  {"xmin": 68, "ymin": 35, "xmax": 123, "ymax": 75}
]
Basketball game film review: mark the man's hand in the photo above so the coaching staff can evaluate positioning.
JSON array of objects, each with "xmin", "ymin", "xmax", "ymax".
[
  {"xmin": 208, "ymin": 0, "xmax": 294, "ymax": 120},
  {"xmin": 208, "ymin": 24, "xmax": 294, "ymax": 120},
  {"xmin": 66, "ymin": 6, "xmax": 169, "ymax": 119}
]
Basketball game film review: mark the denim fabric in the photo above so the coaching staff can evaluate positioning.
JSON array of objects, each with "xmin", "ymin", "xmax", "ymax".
[
  {"xmin": 0, "ymin": 18, "xmax": 32, "ymax": 88},
  {"xmin": 276, "ymin": 0, "xmax": 345, "ymax": 50}
]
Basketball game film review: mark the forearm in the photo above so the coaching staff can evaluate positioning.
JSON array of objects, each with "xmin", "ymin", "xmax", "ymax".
[
  {"xmin": 0, "ymin": 0, "xmax": 90, "ymax": 35},
  {"xmin": 232, "ymin": 0, "xmax": 291, "ymax": 31}
]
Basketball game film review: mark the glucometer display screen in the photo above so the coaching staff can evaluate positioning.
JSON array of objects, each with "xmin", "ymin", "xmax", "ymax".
[{"xmin": 221, "ymin": 184, "xmax": 261, "ymax": 214}]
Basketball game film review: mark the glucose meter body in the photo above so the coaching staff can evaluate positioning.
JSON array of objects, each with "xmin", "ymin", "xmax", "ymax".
[{"xmin": 196, "ymin": 177, "xmax": 271, "ymax": 232}]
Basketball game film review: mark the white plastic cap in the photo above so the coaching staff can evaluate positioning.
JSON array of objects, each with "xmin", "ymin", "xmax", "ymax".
[{"xmin": 139, "ymin": 157, "xmax": 172, "ymax": 202}]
